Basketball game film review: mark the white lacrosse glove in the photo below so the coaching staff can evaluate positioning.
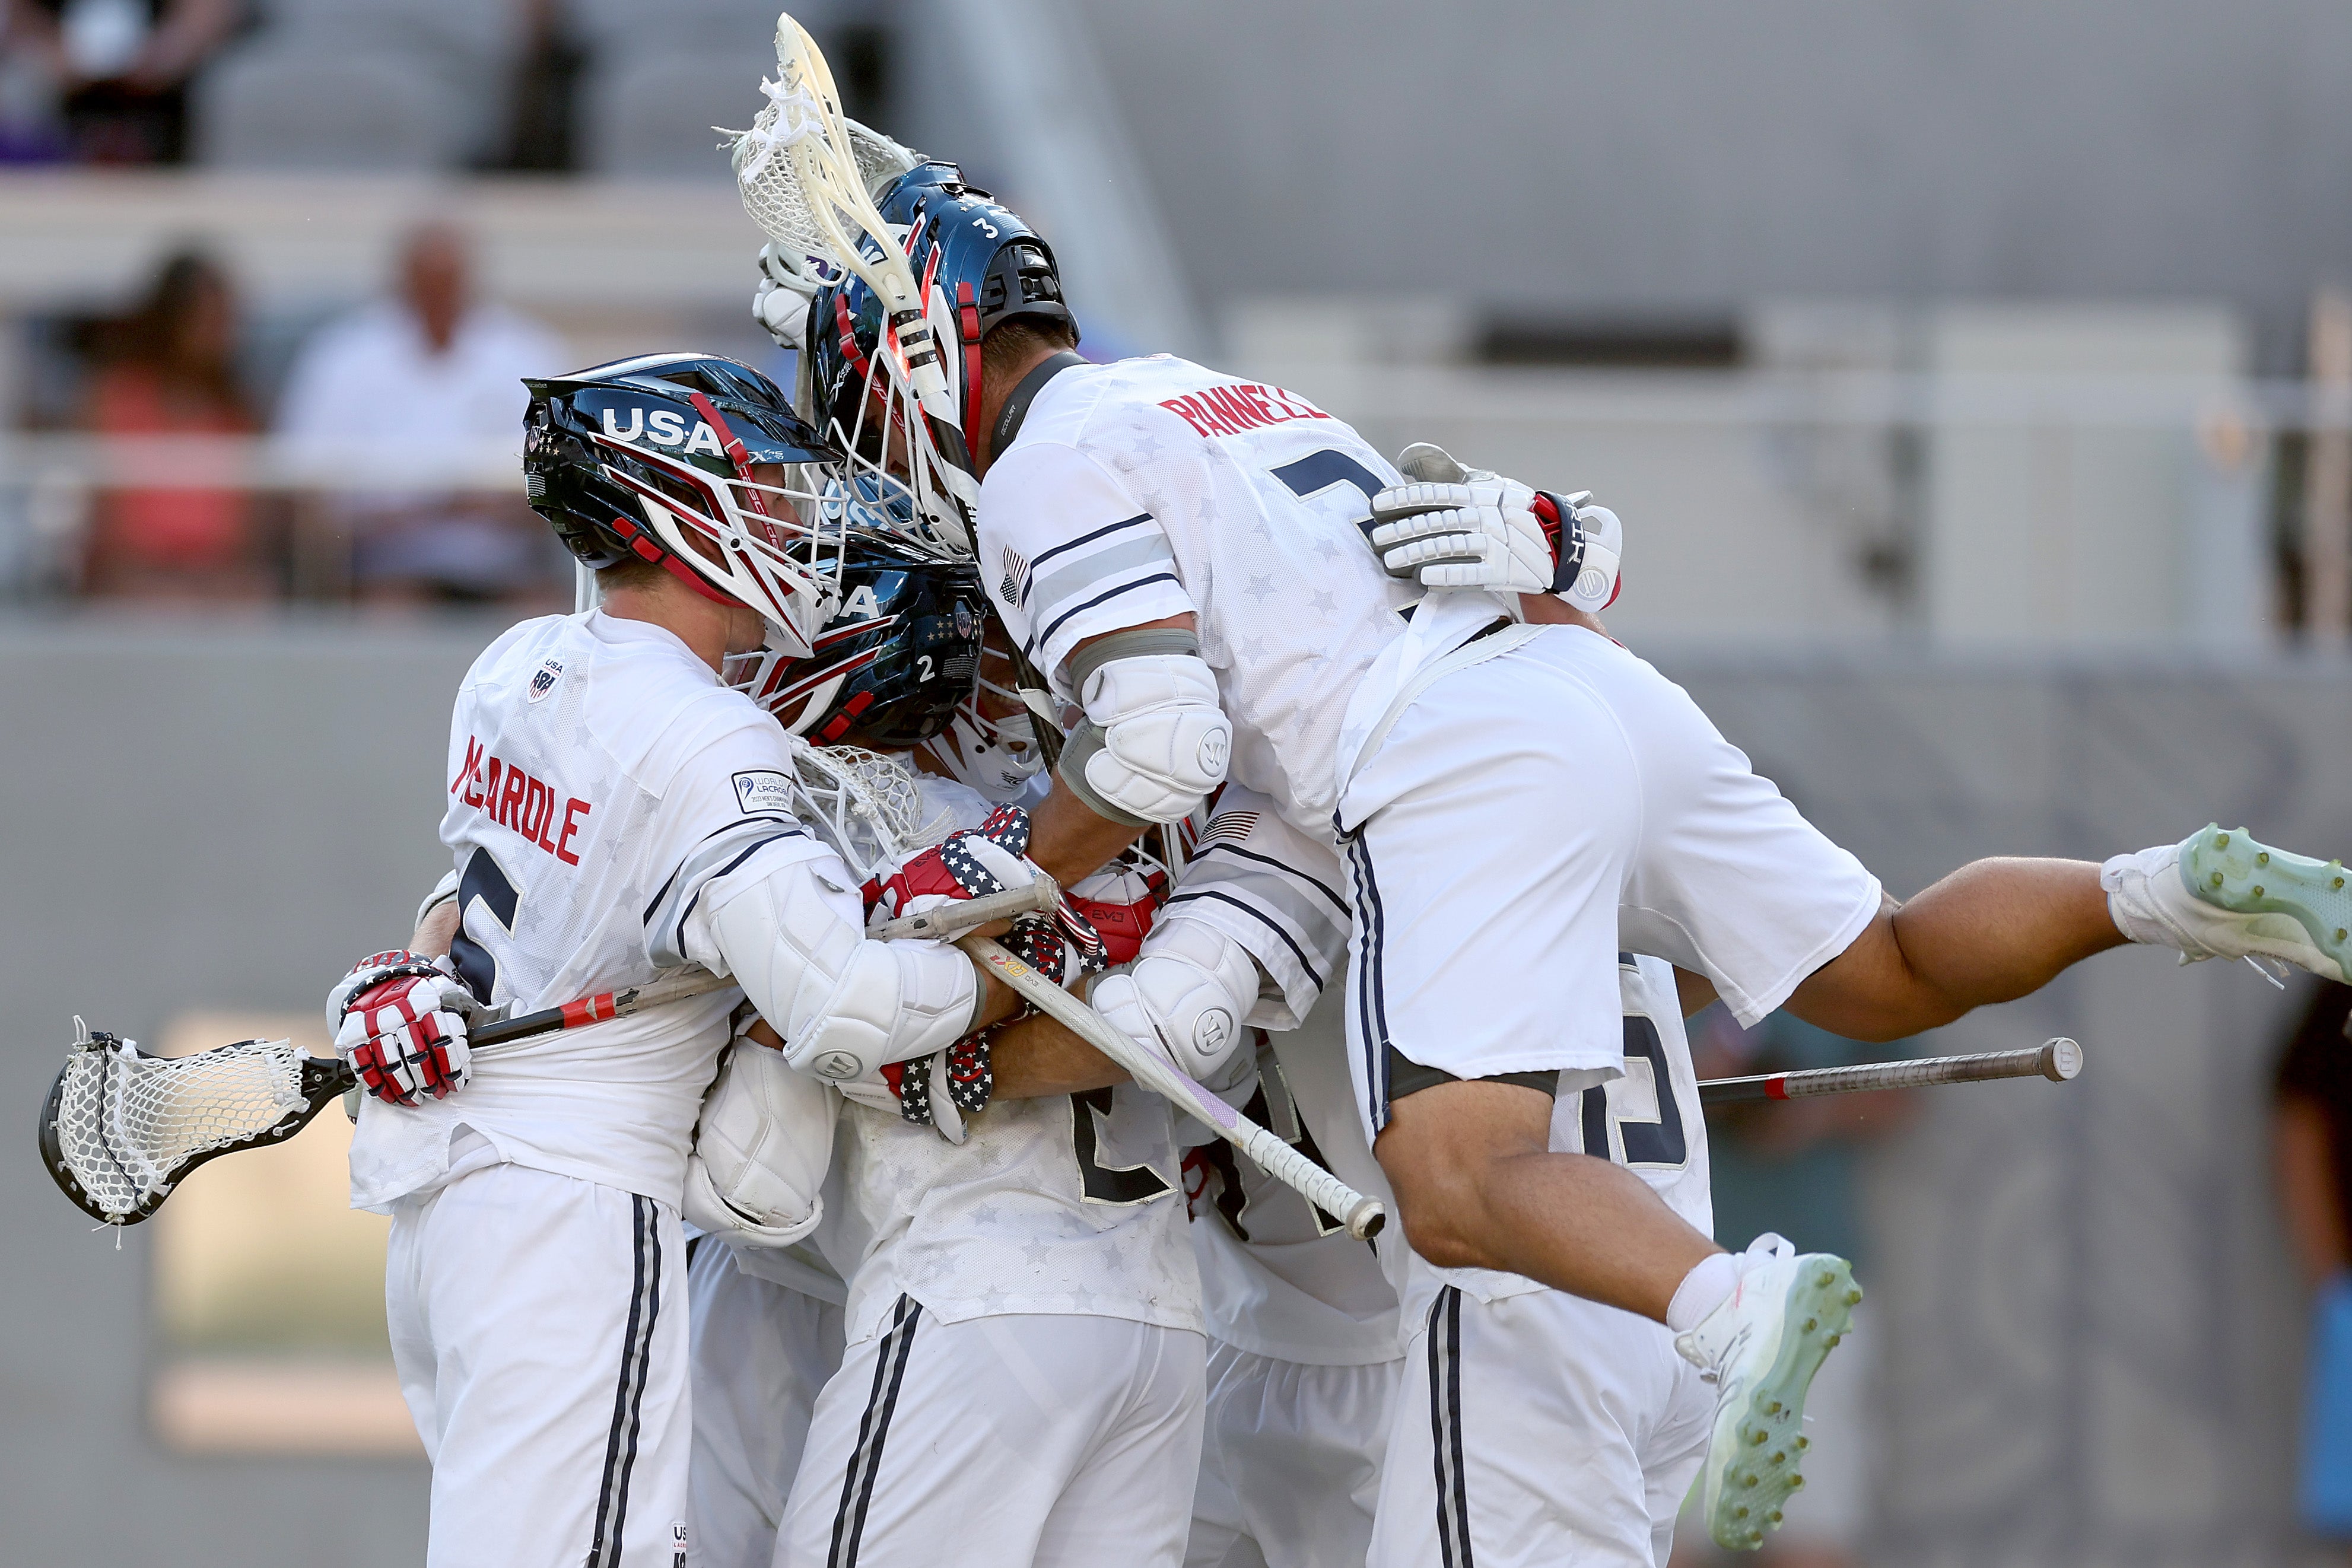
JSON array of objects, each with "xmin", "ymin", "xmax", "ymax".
[
  {"xmin": 1367, "ymin": 442, "xmax": 1623, "ymax": 610},
  {"xmin": 326, "ymin": 950, "xmax": 481, "ymax": 1107},
  {"xmin": 752, "ymin": 241, "xmax": 825, "ymax": 351}
]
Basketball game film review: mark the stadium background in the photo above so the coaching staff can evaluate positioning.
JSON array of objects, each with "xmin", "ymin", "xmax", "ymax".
[{"xmin": 4, "ymin": 2, "xmax": 2351, "ymax": 1564}]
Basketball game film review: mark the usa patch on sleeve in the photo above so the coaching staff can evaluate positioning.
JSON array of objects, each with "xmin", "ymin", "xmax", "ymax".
[{"xmin": 733, "ymin": 770, "xmax": 794, "ymax": 816}]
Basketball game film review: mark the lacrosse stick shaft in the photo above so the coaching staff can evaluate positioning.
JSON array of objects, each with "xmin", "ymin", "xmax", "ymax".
[
  {"xmin": 470, "ymin": 971, "xmax": 739, "ymax": 1052},
  {"xmin": 1699, "ymin": 1037, "xmax": 2083, "ymax": 1105},
  {"xmin": 961, "ymin": 937, "xmax": 1386, "ymax": 1239},
  {"xmin": 867, "ymin": 877, "xmax": 1060, "ymax": 942}
]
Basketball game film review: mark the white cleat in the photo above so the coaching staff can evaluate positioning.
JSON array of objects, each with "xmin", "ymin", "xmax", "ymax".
[
  {"xmin": 2104, "ymin": 825, "xmax": 2352, "ymax": 984},
  {"xmin": 1675, "ymin": 1236, "xmax": 1861, "ymax": 1551}
]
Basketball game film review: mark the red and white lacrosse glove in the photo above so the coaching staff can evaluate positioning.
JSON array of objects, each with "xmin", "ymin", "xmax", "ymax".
[
  {"xmin": 326, "ymin": 950, "xmax": 482, "ymax": 1107},
  {"xmin": 1066, "ymin": 860, "xmax": 1168, "ymax": 968},
  {"xmin": 868, "ymin": 804, "xmax": 1049, "ymax": 925}
]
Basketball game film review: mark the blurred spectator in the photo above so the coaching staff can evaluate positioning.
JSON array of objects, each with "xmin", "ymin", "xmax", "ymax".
[
  {"xmin": 1674, "ymin": 1009, "xmax": 1915, "ymax": 1568},
  {"xmin": 275, "ymin": 222, "xmax": 566, "ymax": 605},
  {"xmin": 77, "ymin": 247, "xmax": 271, "ymax": 599},
  {"xmin": 2274, "ymin": 982, "xmax": 2352, "ymax": 1553},
  {"xmin": 4, "ymin": 0, "xmax": 241, "ymax": 163}
]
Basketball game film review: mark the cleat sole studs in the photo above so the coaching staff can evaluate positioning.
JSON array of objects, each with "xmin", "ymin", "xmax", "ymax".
[
  {"xmin": 1764, "ymin": 1400, "xmax": 1781, "ymax": 1415},
  {"xmin": 1734, "ymin": 1506, "xmax": 1748, "ymax": 1519},
  {"xmin": 1845, "ymin": 1289, "xmax": 1863, "ymax": 1305},
  {"xmin": 2254, "ymin": 885, "xmax": 2265, "ymax": 897},
  {"xmin": 1803, "ymin": 1318, "xmax": 1817, "ymax": 1332},
  {"xmin": 2212, "ymin": 872, "xmax": 2226, "ymax": 888},
  {"xmin": 1768, "ymin": 1510, "xmax": 1783, "ymax": 1525},
  {"xmin": 1790, "ymin": 1474, "xmax": 1806, "ymax": 1489},
  {"xmin": 2258, "ymin": 851, "xmax": 2271, "ymax": 866},
  {"xmin": 1825, "ymin": 1333, "xmax": 1843, "ymax": 1347},
  {"xmin": 1770, "ymin": 1451, "xmax": 1785, "ymax": 1465},
  {"xmin": 1751, "ymin": 1430, "xmax": 1768, "ymax": 1445},
  {"xmin": 1795, "ymin": 1436, "xmax": 1810, "ymax": 1450},
  {"xmin": 1816, "ymin": 1270, "xmax": 1834, "ymax": 1287}
]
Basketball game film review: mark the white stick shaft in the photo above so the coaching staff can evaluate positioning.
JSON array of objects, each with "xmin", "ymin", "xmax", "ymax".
[
  {"xmin": 867, "ymin": 878, "xmax": 1060, "ymax": 942},
  {"xmin": 963, "ymin": 937, "xmax": 1386, "ymax": 1239}
]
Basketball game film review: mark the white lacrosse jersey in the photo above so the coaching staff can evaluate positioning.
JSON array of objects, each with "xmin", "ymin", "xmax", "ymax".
[
  {"xmin": 980, "ymin": 356, "xmax": 1447, "ymax": 844},
  {"xmin": 1166, "ymin": 787, "xmax": 1397, "ymax": 1365},
  {"xmin": 816, "ymin": 772, "xmax": 1199, "ymax": 1348},
  {"xmin": 348, "ymin": 609, "xmax": 840, "ymax": 1213}
]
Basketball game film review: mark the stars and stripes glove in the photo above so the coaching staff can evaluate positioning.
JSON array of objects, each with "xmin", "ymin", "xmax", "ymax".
[
  {"xmin": 326, "ymin": 950, "xmax": 481, "ymax": 1107},
  {"xmin": 868, "ymin": 804, "xmax": 1050, "ymax": 925}
]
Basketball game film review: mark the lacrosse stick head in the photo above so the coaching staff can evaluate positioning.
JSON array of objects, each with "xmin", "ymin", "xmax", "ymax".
[
  {"xmin": 40, "ymin": 1018, "xmax": 351, "ymax": 1226},
  {"xmin": 525, "ymin": 352, "xmax": 852, "ymax": 657},
  {"xmin": 781, "ymin": 739, "xmax": 958, "ymax": 883},
  {"xmin": 723, "ymin": 520, "xmax": 986, "ymax": 748},
  {"xmin": 729, "ymin": 17, "xmax": 1068, "ymax": 551}
]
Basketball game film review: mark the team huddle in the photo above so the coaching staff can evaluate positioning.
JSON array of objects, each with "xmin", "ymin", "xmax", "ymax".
[{"xmin": 322, "ymin": 126, "xmax": 2352, "ymax": 1568}]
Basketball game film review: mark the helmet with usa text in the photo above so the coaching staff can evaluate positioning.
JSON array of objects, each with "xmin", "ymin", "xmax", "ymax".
[
  {"xmin": 723, "ymin": 517, "xmax": 987, "ymax": 749},
  {"xmin": 802, "ymin": 161, "xmax": 1078, "ymax": 549},
  {"xmin": 523, "ymin": 351, "xmax": 850, "ymax": 657}
]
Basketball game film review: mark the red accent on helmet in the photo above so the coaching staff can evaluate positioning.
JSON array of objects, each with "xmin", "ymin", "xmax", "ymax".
[
  {"xmin": 684, "ymin": 389, "xmax": 773, "ymax": 521},
  {"xmin": 956, "ymin": 279, "xmax": 985, "ymax": 467}
]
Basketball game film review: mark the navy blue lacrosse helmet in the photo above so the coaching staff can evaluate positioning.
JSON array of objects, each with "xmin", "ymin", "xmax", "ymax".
[
  {"xmin": 725, "ymin": 524, "xmax": 987, "ymax": 749},
  {"xmin": 523, "ymin": 352, "xmax": 848, "ymax": 654},
  {"xmin": 802, "ymin": 163, "xmax": 1077, "ymax": 540}
]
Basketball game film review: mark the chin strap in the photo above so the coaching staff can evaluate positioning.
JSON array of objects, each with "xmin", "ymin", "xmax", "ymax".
[{"xmin": 988, "ymin": 351, "xmax": 1089, "ymax": 466}]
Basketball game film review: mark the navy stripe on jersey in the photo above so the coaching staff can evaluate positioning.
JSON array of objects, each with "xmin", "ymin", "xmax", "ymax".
[
  {"xmin": 1018, "ymin": 511, "xmax": 1158, "ymax": 599},
  {"xmin": 1032, "ymin": 573, "xmax": 1184, "ymax": 664},
  {"xmin": 1428, "ymin": 1287, "xmax": 1473, "ymax": 1567},
  {"xmin": 643, "ymin": 815, "xmax": 808, "ymax": 969},
  {"xmin": 587, "ymin": 1195, "xmax": 663, "ymax": 1568},
  {"xmin": 1165, "ymin": 889, "xmax": 1327, "ymax": 991},
  {"xmin": 828, "ymin": 1296, "xmax": 922, "ymax": 1567},
  {"xmin": 1346, "ymin": 834, "xmax": 1398, "ymax": 1132},
  {"xmin": 1191, "ymin": 839, "xmax": 1350, "ymax": 918}
]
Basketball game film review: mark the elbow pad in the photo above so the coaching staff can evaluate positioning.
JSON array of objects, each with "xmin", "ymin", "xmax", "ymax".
[
  {"xmin": 708, "ymin": 865, "xmax": 980, "ymax": 1083},
  {"xmin": 681, "ymin": 1025, "xmax": 837, "ymax": 1247},
  {"xmin": 1088, "ymin": 918, "xmax": 1261, "ymax": 1081},
  {"xmin": 1058, "ymin": 634, "xmax": 1232, "ymax": 826}
]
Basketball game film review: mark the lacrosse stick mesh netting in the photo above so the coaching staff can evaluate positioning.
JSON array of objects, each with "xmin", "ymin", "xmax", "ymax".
[
  {"xmin": 52, "ymin": 1038, "xmax": 309, "ymax": 1219},
  {"xmin": 788, "ymin": 741, "xmax": 956, "ymax": 881}
]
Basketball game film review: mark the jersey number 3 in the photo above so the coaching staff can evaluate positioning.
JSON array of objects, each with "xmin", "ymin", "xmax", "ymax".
[
  {"xmin": 1070, "ymin": 1088, "xmax": 1172, "ymax": 1206},
  {"xmin": 1577, "ymin": 1015, "xmax": 1690, "ymax": 1170}
]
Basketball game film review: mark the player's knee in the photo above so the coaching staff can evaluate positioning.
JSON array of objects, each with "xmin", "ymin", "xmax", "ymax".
[{"xmin": 1375, "ymin": 1083, "xmax": 1550, "ymax": 1271}]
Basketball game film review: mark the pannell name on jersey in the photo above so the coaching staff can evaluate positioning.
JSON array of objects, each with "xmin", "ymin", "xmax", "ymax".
[
  {"xmin": 451, "ymin": 734, "xmax": 592, "ymax": 866},
  {"xmin": 1156, "ymin": 381, "xmax": 1332, "ymax": 440}
]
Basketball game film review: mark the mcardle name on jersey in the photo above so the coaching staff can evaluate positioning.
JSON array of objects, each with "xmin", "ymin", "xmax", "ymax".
[{"xmin": 449, "ymin": 734, "xmax": 591, "ymax": 866}]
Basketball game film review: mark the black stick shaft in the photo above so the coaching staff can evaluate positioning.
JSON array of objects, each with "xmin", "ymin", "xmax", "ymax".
[{"xmin": 1699, "ymin": 1038, "xmax": 2082, "ymax": 1105}]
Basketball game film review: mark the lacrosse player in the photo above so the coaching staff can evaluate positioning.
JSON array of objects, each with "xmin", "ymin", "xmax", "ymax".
[
  {"xmin": 791, "ymin": 155, "xmax": 2352, "ymax": 1559},
  {"xmin": 322, "ymin": 353, "xmax": 1040, "ymax": 1568}
]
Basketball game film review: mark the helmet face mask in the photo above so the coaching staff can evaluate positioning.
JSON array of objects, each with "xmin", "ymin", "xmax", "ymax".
[
  {"xmin": 803, "ymin": 163, "xmax": 1078, "ymax": 556},
  {"xmin": 525, "ymin": 353, "xmax": 857, "ymax": 657}
]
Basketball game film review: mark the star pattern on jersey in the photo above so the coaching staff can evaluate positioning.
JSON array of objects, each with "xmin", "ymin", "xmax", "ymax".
[
  {"xmin": 1245, "ymin": 575, "xmax": 1276, "ymax": 603},
  {"xmin": 1309, "ymin": 590, "xmax": 1337, "ymax": 616},
  {"xmin": 1238, "ymin": 636, "xmax": 1271, "ymax": 660},
  {"xmin": 1130, "ymin": 431, "xmax": 1162, "ymax": 462},
  {"xmin": 1022, "ymin": 1238, "xmax": 1054, "ymax": 1267},
  {"xmin": 1313, "ymin": 537, "xmax": 1343, "ymax": 562}
]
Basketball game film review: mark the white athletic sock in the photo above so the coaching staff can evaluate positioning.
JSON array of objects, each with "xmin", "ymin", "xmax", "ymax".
[{"xmin": 1666, "ymin": 1251, "xmax": 1741, "ymax": 1334}]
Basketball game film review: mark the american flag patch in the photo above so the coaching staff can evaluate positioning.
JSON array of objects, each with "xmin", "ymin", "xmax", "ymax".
[
  {"xmin": 1000, "ymin": 546, "xmax": 1029, "ymax": 608},
  {"xmin": 1196, "ymin": 811, "xmax": 1258, "ymax": 850}
]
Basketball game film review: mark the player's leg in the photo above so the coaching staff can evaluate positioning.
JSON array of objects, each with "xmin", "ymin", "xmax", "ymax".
[
  {"xmin": 1186, "ymin": 1341, "xmax": 1256, "ymax": 1568},
  {"xmin": 1194, "ymin": 1341, "xmax": 1396, "ymax": 1568},
  {"xmin": 1371, "ymin": 1285, "xmax": 1683, "ymax": 1568},
  {"xmin": 399, "ymin": 1160, "xmax": 691, "ymax": 1568},
  {"xmin": 1031, "ymin": 1322, "xmax": 1207, "ymax": 1568},
  {"xmin": 1339, "ymin": 653, "xmax": 1724, "ymax": 1319},
  {"xmin": 687, "ymin": 1239, "xmax": 846, "ymax": 1568},
  {"xmin": 774, "ymin": 1309, "xmax": 1194, "ymax": 1568}
]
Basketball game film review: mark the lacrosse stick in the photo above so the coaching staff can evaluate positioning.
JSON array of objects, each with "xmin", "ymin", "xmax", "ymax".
[
  {"xmin": 39, "ymin": 969, "xmax": 736, "ymax": 1227},
  {"xmin": 774, "ymin": 742, "xmax": 1382, "ymax": 1235},
  {"xmin": 963, "ymin": 937, "xmax": 1387, "ymax": 1239},
  {"xmin": 728, "ymin": 14, "xmax": 981, "ymax": 541},
  {"xmin": 1699, "ymin": 1037, "xmax": 2083, "ymax": 1106}
]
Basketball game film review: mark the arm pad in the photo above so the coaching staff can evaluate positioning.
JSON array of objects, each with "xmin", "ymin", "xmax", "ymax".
[
  {"xmin": 703, "ymin": 860, "xmax": 981, "ymax": 1083},
  {"xmin": 681, "ymin": 1024, "xmax": 837, "ymax": 1247},
  {"xmin": 1058, "ymin": 650, "xmax": 1232, "ymax": 826},
  {"xmin": 1087, "ymin": 917, "xmax": 1263, "ymax": 1081}
]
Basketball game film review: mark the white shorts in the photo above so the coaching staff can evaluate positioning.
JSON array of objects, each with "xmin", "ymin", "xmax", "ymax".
[
  {"xmin": 687, "ymin": 1238, "xmax": 846, "ymax": 1568},
  {"xmin": 774, "ymin": 1307, "xmax": 1206, "ymax": 1568},
  {"xmin": 1371, "ymin": 1284, "xmax": 1713, "ymax": 1568},
  {"xmin": 387, "ymin": 1160, "xmax": 689, "ymax": 1568},
  {"xmin": 1187, "ymin": 1340, "xmax": 1400, "ymax": 1568},
  {"xmin": 1339, "ymin": 626, "xmax": 1880, "ymax": 1136}
]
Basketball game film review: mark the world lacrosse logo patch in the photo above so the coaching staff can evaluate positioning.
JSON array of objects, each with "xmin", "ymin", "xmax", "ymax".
[{"xmin": 526, "ymin": 658, "xmax": 565, "ymax": 704}]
